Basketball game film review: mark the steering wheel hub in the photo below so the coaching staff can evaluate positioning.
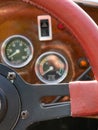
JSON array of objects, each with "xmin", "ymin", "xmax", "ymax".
[{"xmin": 0, "ymin": 73, "xmax": 21, "ymax": 130}]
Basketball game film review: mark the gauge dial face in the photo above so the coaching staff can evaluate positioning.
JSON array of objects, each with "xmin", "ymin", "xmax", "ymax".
[
  {"xmin": 35, "ymin": 51, "xmax": 68, "ymax": 84},
  {"xmin": 1, "ymin": 35, "xmax": 33, "ymax": 68}
]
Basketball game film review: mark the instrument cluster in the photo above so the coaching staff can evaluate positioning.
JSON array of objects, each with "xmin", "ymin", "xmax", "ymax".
[
  {"xmin": 1, "ymin": 35, "xmax": 70, "ymax": 84},
  {"xmin": 0, "ymin": 1, "xmax": 92, "ymax": 85}
]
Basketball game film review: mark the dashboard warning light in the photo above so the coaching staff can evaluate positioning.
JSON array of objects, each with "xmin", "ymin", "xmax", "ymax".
[
  {"xmin": 79, "ymin": 58, "xmax": 88, "ymax": 68},
  {"xmin": 57, "ymin": 23, "xmax": 65, "ymax": 30}
]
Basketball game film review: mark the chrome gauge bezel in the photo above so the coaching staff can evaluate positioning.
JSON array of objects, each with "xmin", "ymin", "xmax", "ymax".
[
  {"xmin": 1, "ymin": 35, "xmax": 34, "ymax": 68},
  {"xmin": 35, "ymin": 51, "xmax": 69, "ymax": 84}
]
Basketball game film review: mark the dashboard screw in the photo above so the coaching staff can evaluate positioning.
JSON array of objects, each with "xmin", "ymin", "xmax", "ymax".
[
  {"xmin": 7, "ymin": 72, "xmax": 16, "ymax": 82},
  {"xmin": 21, "ymin": 110, "xmax": 29, "ymax": 119}
]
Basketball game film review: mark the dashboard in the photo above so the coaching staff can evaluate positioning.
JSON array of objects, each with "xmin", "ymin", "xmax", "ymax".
[{"xmin": 0, "ymin": 1, "xmax": 93, "ymax": 86}]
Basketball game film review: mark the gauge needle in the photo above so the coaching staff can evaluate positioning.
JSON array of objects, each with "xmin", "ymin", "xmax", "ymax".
[
  {"xmin": 42, "ymin": 66, "xmax": 54, "ymax": 76},
  {"xmin": 56, "ymin": 71, "xmax": 62, "ymax": 76},
  {"xmin": 9, "ymin": 49, "xmax": 20, "ymax": 58}
]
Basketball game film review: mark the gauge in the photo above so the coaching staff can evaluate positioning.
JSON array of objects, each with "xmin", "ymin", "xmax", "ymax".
[
  {"xmin": 1, "ymin": 35, "xmax": 34, "ymax": 68},
  {"xmin": 35, "ymin": 51, "xmax": 68, "ymax": 84}
]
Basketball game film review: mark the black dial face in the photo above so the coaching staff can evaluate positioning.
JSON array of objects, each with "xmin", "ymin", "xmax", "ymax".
[
  {"xmin": 35, "ymin": 51, "xmax": 68, "ymax": 84},
  {"xmin": 1, "ymin": 35, "xmax": 33, "ymax": 68}
]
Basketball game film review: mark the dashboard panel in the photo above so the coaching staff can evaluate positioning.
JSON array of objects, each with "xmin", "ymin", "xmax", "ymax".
[{"xmin": 0, "ymin": 1, "xmax": 93, "ymax": 86}]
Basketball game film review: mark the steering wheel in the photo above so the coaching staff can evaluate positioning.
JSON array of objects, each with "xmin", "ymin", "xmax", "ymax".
[{"xmin": 0, "ymin": 0, "xmax": 98, "ymax": 129}]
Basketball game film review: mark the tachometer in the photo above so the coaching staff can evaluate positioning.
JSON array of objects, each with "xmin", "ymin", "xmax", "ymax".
[
  {"xmin": 35, "ymin": 51, "xmax": 68, "ymax": 84},
  {"xmin": 1, "ymin": 35, "xmax": 34, "ymax": 68}
]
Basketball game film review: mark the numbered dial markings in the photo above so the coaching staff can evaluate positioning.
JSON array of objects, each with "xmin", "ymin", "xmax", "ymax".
[{"xmin": 1, "ymin": 35, "xmax": 33, "ymax": 68}]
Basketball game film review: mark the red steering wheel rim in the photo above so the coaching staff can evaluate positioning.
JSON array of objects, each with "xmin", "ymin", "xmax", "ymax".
[{"xmin": 27, "ymin": 0, "xmax": 98, "ymax": 80}]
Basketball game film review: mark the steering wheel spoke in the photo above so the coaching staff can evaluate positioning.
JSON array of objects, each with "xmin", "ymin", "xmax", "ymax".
[
  {"xmin": 0, "ymin": 64, "xmax": 71, "ymax": 129},
  {"xmin": 0, "ymin": 63, "xmax": 98, "ymax": 129}
]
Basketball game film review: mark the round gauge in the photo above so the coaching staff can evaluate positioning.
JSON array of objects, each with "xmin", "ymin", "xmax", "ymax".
[
  {"xmin": 1, "ymin": 35, "xmax": 33, "ymax": 68},
  {"xmin": 35, "ymin": 51, "xmax": 68, "ymax": 84}
]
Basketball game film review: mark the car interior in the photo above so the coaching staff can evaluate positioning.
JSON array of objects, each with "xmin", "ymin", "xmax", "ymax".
[{"xmin": 0, "ymin": 0, "xmax": 98, "ymax": 130}]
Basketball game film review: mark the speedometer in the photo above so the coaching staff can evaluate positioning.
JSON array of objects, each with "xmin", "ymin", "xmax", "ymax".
[
  {"xmin": 1, "ymin": 35, "xmax": 34, "ymax": 68},
  {"xmin": 35, "ymin": 51, "xmax": 68, "ymax": 84}
]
